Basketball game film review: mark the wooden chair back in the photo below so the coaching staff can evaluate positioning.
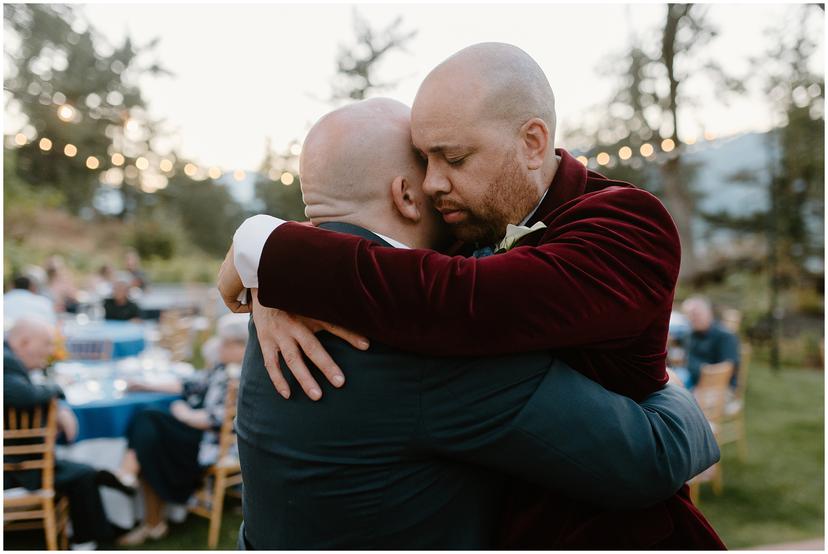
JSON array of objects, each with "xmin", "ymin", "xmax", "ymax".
[
  {"xmin": 216, "ymin": 378, "xmax": 239, "ymax": 462},
  {"xmin": 721, "ymin": 308, "xmax": 743, "ymax": 334},
  {"xmin": 4, "ymin": 398, "xmax": 70, "ymax": 550},
  {"xmin": 733, "ymin": 343, "xmax": 751, "ymax": 403},
  {"xmin": 188, "ymin": 376, "xmax": 242, "ymax": 548},
  {"xmin": 66, "ymin": 338, "xmax": 113, "ymax": 361},
  {"xmin": 694, "ymin": 361, "xmax": 735, "ymax": 425},
  {"xmin": 4, "ymin": 399, "xmax": 59, "ymax": 491},
  {"xmin": 159, "ymin": 311, "xmax": 195, "ymax": 361}
]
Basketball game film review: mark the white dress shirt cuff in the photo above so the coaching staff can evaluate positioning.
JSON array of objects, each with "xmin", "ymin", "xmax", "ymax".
[{"xmin": 233, "ymin": 214, "xmax": 285, "ymax": 292}]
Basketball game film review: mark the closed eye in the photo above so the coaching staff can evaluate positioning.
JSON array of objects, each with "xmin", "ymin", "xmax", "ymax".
[{"xmin": 447, "ymin": 156, "xmax": 466, "ymax": 166}]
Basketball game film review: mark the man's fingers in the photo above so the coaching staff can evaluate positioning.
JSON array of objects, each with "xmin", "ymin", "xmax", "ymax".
[
  {"xmin": 262, "ymin": 345, "xmax": 291, "ymax": 399},
  {"xmin": 280, "ymin": 343, "xmax": 323, "ymax": 401},
  {"xmin": 319, "ymin": 321, "xmax": 370, "ymax": 351},
  {"xmin": 295, "ymin": 328, "xmax": 346, "ymax": 388}
]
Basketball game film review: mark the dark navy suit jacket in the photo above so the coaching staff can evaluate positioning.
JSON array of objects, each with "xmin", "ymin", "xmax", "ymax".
[{"xmin": 236, "ymin": 223, "xmax": 719, "ymax": 549}]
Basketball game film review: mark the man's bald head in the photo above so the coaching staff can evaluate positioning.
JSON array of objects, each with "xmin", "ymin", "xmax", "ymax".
[
  {"xmin": 300, "ymin": 98, "xmax": 424, "ymax": 222},
  {"xmin": 7, "ymin": 316, "xmax": 56, "ymax": 370},
  {"xmin": 409, "ymin": 43, "xmax": 558, "ymax": 245},
  {"xmin": 682, "ymin": 296, "xmax": 715, "ymax": 332},
  {"xmin": 414, "ymin": 42, "xmax": 556, "ymax": 142}
]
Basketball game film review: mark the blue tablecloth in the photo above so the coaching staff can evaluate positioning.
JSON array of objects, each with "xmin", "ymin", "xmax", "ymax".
[
  {"xmin": 62, "ymin": 321, "xmax": 147, "ymax": 359},
  {"xmin": 65, "ymin": 380, "xmax": 180, "ymax": 442}
]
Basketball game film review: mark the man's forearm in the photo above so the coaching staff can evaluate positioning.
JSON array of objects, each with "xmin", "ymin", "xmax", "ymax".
[{"xmin": 254, "ymin": 218, "xmax": 677, "ymax": 357}]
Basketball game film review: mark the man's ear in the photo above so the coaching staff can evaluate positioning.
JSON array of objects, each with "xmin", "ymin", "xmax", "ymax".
[
  {"xmin": 520, "ymin": 117, "xmax": 551, "ymax": 171},
  {"xmin": 390, "ymin": 175, "xmax": 421, "ymax": 223}
]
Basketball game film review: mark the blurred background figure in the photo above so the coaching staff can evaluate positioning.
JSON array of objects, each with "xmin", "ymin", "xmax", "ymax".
[
  {"xmin": 124, "ymin": 250, "xmax": 149, "ymax": 291},
  {"xmin": 4, "ymin": 270, "xmax": 57, "ymax": 330},
  {"xmin": 87, "ymin": 264, "xmax": 115, "ymax": 299},
  {"xmin": 113, "ymin": 313, "xmax": 248, "ymax": 546},
  {"xmin": 680, "ymin": 296, "xmax": 742, "ymax": 390},
  {"xmin": 4, "ymin": 316, "xmax": 121, "ymax": 550},
  {"xmin": 44, "ymin": 255, "xmax": 80, "ymax": 314},
  {"xmin": 103, "ymin": 273, "xmax": 142, "ymax": 322}
]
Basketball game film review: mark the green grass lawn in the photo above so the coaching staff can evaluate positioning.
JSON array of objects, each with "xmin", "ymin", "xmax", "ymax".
[
  {"xmin": 694, "ymin": 362, "xmax": 824, "ymax": 548},
  {"xmin": 6, "ymin": 361, "xmax": 823, "ymax": 550}
]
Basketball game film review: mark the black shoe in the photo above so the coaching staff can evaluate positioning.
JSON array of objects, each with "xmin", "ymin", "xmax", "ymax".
[{"xmin": 95, "ymin": 469, "xmax": 137, "ymax": 495}]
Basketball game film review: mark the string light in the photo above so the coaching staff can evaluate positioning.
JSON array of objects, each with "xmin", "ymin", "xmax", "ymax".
[
  {"xmin": 184, "ymin": 163, "xmax": 198, "ymax": 177},
  {"xmin": 14, "ymin": 133, "xmax": 27, "ymax": 146},
  {"xmin": 64, "ymin": 144, "xmax": 77, "ymax": 157},
  {"xmin": 135, "ymin": 156, "xmax": 149, "ymax": 170},
  {"xmin": 661, "ymin": 139, "xmax": 675, "ymax": 153},
  {"xmin": 618, "ymin": 146, "xmax": 632, "ymax": 160},
  {"xmin": 111, "ymin": 153, "xmax": 125, "ymax": 166},
  {"xmin": 289, "ymin": 143, "xmax": 302, "ymax": 156},
  {"xmin": 233, "ymin": 169, "xmax": 246, "ymax": 181},
  {"xmin": 640, "ymin": 143, "xmax": 654, "ymax": 157},
  {"xmin": 596, "ymin": 152, "xmax": 610, "ymax": 166},
  {"xmin": 39, "ymin": 138, "xmax": 53, "ymax": 151},
  {"xmin": 159, "ymin": 159, "xmax": 174, "ymax": 172},
  {"xmin": 208, "ymin": 167, "xmax": 222, "ymax": 180},
  {"xmin": 576, "ymin": 155, "xmax": 588, "ymax": 166},
  {"xmin": 57, "ymin": 104, "xmax": 76, "ymax": 122},
  {"xmin": 85, "ymin": 156, "xmax": 100, "ymax": 170},
  {"xmin": 685, "ymin": 136, "xmax": 697, "ymax": 145},
  {"xmin": 280, "ymin": 172, "xmax": 294, "ymax": 186}
]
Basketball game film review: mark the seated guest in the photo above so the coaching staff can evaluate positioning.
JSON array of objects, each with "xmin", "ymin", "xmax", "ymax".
[
  {"xmin": 113, "ymin": 314, "xmax": 248, "ymax": 546},
  {"xmin": 103, "ymin": 274, "xmax": 141, "ymax": 322},
  {"xmin": 44, "ymin": 255, "xmax": 80, "ymax": 314},
  {"xmin": 124, "ymin": 249, "xmax": 149, "ymax": 291},
  {"xmin": 4, "ymin": 272, "xmax": 57, "ymax": 330},
  {"xmin": 4, "ymin": 316, "xmax": 124, "ymax": 550},
  {"xmin": 681, "ymin": 296, "xmax": 742, "ymax": 389},
  {"xmin": 87, "ymin": 264, "xmax": 114, "ymax": 298}
]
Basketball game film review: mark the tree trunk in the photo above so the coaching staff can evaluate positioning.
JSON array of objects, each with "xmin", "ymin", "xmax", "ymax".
[{"xmin": 661, "ymin": 3, "xmax": 700, "ymax": 280}]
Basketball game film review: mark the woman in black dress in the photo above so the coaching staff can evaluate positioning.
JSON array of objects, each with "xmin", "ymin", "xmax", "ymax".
[{"xmin": 114, "ymin": 314, "xmax": 248, "ymax": 546}]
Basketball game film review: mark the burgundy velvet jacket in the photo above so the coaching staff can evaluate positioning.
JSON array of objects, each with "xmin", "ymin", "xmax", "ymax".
[
  {"xmin": 255, "ymin": 148, "xmax": 725, "ymax": 549},
  {"xmin": 257, "ymin": 148, "xmax": 677, "ymax": 401}
]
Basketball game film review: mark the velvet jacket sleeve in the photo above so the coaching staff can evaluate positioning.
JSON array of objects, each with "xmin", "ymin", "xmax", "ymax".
[{"xmin": 257, "ymin": 187, "xmax": 681, "ymax": 356}]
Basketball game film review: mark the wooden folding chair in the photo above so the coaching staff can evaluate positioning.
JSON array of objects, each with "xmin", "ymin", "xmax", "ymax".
[
  {"xmin": 4, "ymin": 399, "xmax": 70, "ymax": 550},
  {"xmin": 188, "ymin": 378, "xmax": 242, "ymax": 549},
  {"xmin": 718, "ymin": 344, "xmax": 752, "ymax": 460},
  {"xmin": 159, "ymin": 311, "xmax": 195, "ymax": 362},
  {"xmin": 688, "ymin": 360, "xmax": 735, "ymax": 504}
]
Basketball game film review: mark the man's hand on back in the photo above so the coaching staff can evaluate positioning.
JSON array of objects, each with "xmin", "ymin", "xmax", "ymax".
[{"xmin": 251, "ymin": 288, "xmax": 370, "ymax": 401}]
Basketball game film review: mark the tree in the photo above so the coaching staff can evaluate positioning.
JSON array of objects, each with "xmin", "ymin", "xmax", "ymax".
[
  {"xmin": 585, "ymin": 4, "xmax": 744, "ymax": 279},
  {"xmin": 254, "ymin": 139, "xmax": 307, "ymax": 221},
  {"xmin": 330, "ymin": 11, "xmax": 417, "ymax": 102},
  {"xmin": 152, "ymin": 172, "xmax": 247, "ymax": 257},
  {"xmin": 4, "ymin": 4, "xmax": 169, "ymax": 213}
]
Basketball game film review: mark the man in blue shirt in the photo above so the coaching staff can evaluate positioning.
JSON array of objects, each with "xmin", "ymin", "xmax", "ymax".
[{"xmin": 682, "ymin": 296, "xmax": 741, "ymax": 389}]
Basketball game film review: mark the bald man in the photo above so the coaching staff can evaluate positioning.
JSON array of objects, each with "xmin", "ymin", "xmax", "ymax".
[
  {"xmin": 4, "ymin": 317, "xmax": 117, "ymax": 548},
  {"xmin": 233, "ymin": 98, "xmax": 719, "ymax": 549},
  {"xmin": 681, "ymin": 296, "xmax": 741, "ymax": 388}
]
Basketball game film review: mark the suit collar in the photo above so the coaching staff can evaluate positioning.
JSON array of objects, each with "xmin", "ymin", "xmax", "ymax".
[
  {"xmin": 526, "ymin": 148, "xmax": 588, "ymax": 226},
  {"xmin": 318, "ymin": 222, "xmax": 394, "ymax": 247}
]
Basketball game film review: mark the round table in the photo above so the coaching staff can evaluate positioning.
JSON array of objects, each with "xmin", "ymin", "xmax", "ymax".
[
  {"xmin": 62, "ymin": 320, "xmax": 147, "ymax": 359},
  {"xmin": 53, "ymin": 358, "xmax": 193, "ymax": 442}
]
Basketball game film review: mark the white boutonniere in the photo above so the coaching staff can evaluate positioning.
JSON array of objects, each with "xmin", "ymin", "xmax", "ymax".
[{"xmin": 495, "ymin": 221, "xmax": 547, "ymax": 253}]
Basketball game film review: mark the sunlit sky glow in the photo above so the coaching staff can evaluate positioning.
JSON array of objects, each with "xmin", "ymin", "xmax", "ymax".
[{"xmin": 4, "ymin": 3, "xmax": 824, "ymax": 172}]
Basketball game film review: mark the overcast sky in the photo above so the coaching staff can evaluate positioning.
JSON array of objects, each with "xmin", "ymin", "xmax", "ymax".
[{"xmin": 7, "ymin": 3, "xmax": 825, "ymax": 172}]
